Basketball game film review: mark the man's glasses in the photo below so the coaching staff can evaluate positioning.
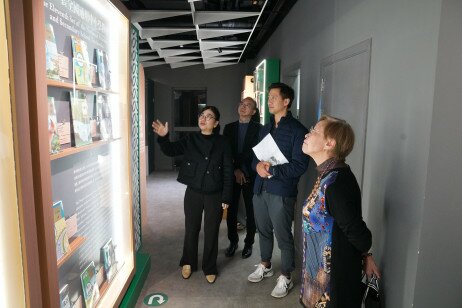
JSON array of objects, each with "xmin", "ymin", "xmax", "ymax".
[
  {"xmin": 239, "ymin": 102, "xmax": 254, "ymax": 109},
  {"xmin": 198, "ymin": 113, "xmax": 215, "ymax": 121}
]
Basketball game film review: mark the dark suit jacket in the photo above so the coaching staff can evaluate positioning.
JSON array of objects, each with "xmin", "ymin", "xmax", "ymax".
[{"xmin": 223, "ymin": 120, "xmax": 262, "ymax": 180}]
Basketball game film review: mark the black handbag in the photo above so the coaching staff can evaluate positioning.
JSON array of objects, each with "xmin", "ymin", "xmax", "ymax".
[{"xmin": 361, "ymin": 273, "xmax": 381, "ymax": 308}]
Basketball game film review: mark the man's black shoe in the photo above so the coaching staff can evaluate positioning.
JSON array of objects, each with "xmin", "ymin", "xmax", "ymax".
[
  {"xmin": 225, "ymin": 242, "xmax": 238, "ymax": 257},
  {"xmin": 242, "ymin": 245, "xmax": 252, "ymax": 259}
]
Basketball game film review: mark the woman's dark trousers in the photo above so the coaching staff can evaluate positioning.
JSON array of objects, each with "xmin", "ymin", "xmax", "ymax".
[{"xmin": 180, "ymin": 187, "xmax": 223, "ymax": 275}]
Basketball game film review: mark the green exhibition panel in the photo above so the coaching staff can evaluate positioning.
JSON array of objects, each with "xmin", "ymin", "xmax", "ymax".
[{"xmin": 254, "ymin": 58, "xmax": 280, "ymax": 124}]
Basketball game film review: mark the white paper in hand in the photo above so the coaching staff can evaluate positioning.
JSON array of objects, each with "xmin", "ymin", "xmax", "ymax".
[{"xmin": 252, "ymin": 134, "xmax": 289, "ymax": 166}]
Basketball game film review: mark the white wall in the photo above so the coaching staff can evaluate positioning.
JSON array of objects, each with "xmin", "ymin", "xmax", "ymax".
[
  {"xmin": 145, "ymin": 63, "xmax": 253, "ymax": 170},
  {"xmin": 414, "ymin": 0, "xmax": 462, "ymax": 306},
  {"xmin": 256, "ymin": 0, "xmax": 443, "ymax": 306}
]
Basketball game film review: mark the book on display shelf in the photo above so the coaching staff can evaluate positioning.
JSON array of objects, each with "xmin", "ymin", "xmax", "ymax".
[
  {"xmin": 80, "ymin": 261, "xmax": 100, "ymax": 308},
  {"xmin": 52, "ymin": 200, "xmax": 65, "ymax": 223},
  {"xmin": 71, "ymin": 35, "xmax": 92, "ymax": 86},
  {"xmin": 59, "ymin": 284, "xmax": 71, "ymax": 308},
  {"xmin": 45, "ymin": 23, "xmax": 60, "ymax": 80},
  {"xmin": 103, "ymin": 50, "xmax": 111, "ymax": 90},
  {"xmin": 54, "ymin": 100, "xmax": 72, "ymax": 149},
  {"xmin": 48, "ymin": 97, "xmax": 61, "ymax": 154},
  {"xmin": 70, "ymin": 91, "xmax": 93, "ymax": 147},
  {"xmin": 96, "ymin": 94, "xmax": 112, "ymax": 141},
  {"xmin": 95, "ymin": 49, "xmax": 106, "ymax": 89},
  {"xmin": 101, "ymin": 238, "xmax": 117, "ymax": 281},
  {"xmin": 55, "ymin": 216, "xmax": 70, "ymax": 260}
]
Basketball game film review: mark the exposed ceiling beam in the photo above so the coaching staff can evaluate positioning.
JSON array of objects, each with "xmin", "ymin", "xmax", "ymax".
[
  {"xmin": 158, "ymin": 48, "xmax": 198, "ymax": 57},
  {"xmin": 193, "ymin": 11, "xmax": 259, "ymax": 25},
  {"xmin": 131, "ymin": 10, "xmax": 191, "ymax": 23},
  {"xmin": 201, "ymin": 49, "xmax": 242, "ymax": 58},
  {"xmin": 140, "ymin": 27, "xmax": 196, "ymax": 39},
  {"xmin": 197, "ymin": 28, "xmax": 251, "ymax": 40},
  {"xmin": 164, "ymin": 56, "xmax": 202, "ymax": 63},
  {"xmin": 199, "ymin": 40, "xmax": 246, "ymax": 50},
  {"xmin": 147, "ymin": 39, "xmax": 197, "ymax": 49}
]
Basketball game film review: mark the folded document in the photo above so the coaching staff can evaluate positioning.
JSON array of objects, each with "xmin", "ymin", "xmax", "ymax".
[{"xmin": 252, "ymin": 134, "xmax": 289, "ymax": 166}]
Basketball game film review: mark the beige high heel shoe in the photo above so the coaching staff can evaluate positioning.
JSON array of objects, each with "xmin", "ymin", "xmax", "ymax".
[
  {"xmin": 205, "ymin": 274, "xmax": 216, "ymax": 284},
  {"xmin": 182, "ymin": 265, "xmax": 191, "ymax": 279}
]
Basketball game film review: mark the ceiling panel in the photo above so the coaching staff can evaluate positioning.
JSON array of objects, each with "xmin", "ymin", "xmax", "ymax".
[{"xmin": 123, "ymin": 0, "xmax": 297, "ymax": 69}]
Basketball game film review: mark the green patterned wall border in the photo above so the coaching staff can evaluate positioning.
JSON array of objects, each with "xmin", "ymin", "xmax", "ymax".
[{"xmin": 130, "ymin": 25, "xmax": 141, "ymax": 252}]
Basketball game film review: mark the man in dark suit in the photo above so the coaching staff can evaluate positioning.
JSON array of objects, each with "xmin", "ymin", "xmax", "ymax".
[{"xmin": 223, "ymin": 97, "xmax": 262, "ymax": 258}]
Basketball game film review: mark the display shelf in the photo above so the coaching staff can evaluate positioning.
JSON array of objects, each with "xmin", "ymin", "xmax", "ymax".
[
  {"xmin": 57, "ymin": 236, "xmax": 86, "ymax": 268},
  {"xmin": 99, "ymin": 281, "xmax": 110, "ymax": 300},
  {"xmin": 50, "ymin": 139, "xmax": 115, "ymax": 161},
  {"xmin": 47, "ymin": 79, "xmax": 117, "ymax": 95},
  {"xmin": 50, "ymin": 138, "xmax": 121, "ymax": 161}
]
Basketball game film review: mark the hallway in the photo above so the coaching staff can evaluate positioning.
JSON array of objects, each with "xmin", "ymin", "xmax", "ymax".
[{"xmin": 135, "ymin": 171, "xmax": 301, "ymax": 307}]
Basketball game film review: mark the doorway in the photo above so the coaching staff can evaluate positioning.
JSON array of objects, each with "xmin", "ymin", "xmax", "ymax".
[{"xmin": 319, "ymin": 39, "xmax": 372, "ymax": 188}]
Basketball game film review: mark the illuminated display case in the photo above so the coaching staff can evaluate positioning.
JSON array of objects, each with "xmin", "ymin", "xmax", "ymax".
[
  {"xmin": 253, "ymin": 58, "xmax": 280, "ymax": 125},
  {"xmin": 8, "ymin": 0, "xmax": 135, "ymax": 306},
  {"xmin": 0, "ymin": 0, "xmax": 26, "ymax": 306}
]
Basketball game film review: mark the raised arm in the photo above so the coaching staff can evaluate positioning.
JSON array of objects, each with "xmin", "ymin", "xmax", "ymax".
[{"xmin": 153, "ymin": 120, "xmax": 187, "ymax": 157}]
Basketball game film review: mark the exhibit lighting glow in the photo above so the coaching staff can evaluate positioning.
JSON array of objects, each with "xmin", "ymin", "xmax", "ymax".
[
  {"xmin": 0, "ymin": 0, "xmax": 26, "ymax": 302},
  {"xmin": 256, "ymin": 59, "xmax": 267, "ymax": 125}
]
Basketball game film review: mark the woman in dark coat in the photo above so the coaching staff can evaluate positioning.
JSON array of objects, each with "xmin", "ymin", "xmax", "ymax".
[
  {"xmin": 152, "ymin": 106, "xmax": 233, "ymax": 284},
  {"xmin": 300, "ymin": 115, "xmax": 380, "ymax": 307}
]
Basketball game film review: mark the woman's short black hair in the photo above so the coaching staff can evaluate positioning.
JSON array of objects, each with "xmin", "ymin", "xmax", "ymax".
[
  {"xmin": 200, "ymin": 105, "xmax": 221, "ymax": 134},
  {"xmin": 201, "ymin": 105, "xmax": 220, "ymax": 121}
]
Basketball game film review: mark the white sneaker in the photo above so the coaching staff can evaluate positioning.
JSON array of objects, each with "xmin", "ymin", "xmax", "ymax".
[
  {"xmin": 247, "ymin": 264, "xmax": 274, "ymax": 282},
  {"xmin": 271, "ymin": 275, "xmax": 294, "ymax": 298}
]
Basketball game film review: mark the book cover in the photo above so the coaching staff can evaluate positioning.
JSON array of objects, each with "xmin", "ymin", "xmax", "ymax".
[
  {"xmin": 48, "ymin": 97, "xmax": 61, "ymax": 154},
  {"xmin": 97, "ymin": 94, "xmax": 112, "ymax": 140},
  {"xmin": 58, "ymin": 54, "xmax": 70, "ymax": 79},
  {"xmin": 95, "ymin": 49, "xmax": 106, "ymax": 89},
  {"xmin": 55, "ymin": 217, "xmax": 70, "ymax": 260},
  {"xmin": 73, "ymin": 295, "xmax": 83, "ymax": 308},
  {"xmin": 101, "ymin": 239, "xmax": 117, "ymax": 281},
  {"xmin": 45, "ymin": 23, "xmax": 60, "ymax": 80},
  {"xmin": 59, "ymin": 284, "xmax": 71, "ymax": 308},
  {"xmin": 103, "ymin": 51, "xmax": 111, "ymax": 90},
  {"xmin": 52, "ymin": 200, "xmax": 65, "ymax": 223},
  {"xmin": 70, "ymin": 91, "xmax": 93, "ymax": 147},
  {"xmin": 80, "ymin": 261, "xmax": 100, "ymax": 308},
  {"xmin": 65, "ymin": 213, "xmax": 78, "ymax": 238},
  {"xmin": 54, "ymin": 100, "xmax": 72, "ymax": 149},
  {"xmin": 71, "ymin": 36, "xmax": 91, "ymax": 86}
]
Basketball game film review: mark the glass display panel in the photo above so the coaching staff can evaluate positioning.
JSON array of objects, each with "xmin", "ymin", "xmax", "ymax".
[{"xmin": 44, "ymin": 0, "xmax": 133, "ymax": 307}]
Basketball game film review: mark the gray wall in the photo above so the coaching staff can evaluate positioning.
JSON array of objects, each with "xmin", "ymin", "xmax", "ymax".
[
  {"xmin": 145, "ymin": 63, "xmax": 254, "ymax": 170},
  {"xmin": 414, "ymin": 0, "xmax": 462, "ymax": 306},
  {"xmin": 255, "ymin": 0, "xmax": 443, "ymax": 306}
]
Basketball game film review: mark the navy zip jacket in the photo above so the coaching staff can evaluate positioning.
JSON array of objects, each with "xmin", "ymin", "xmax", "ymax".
[{"xmin": 252, "ymin": 112, "xmax": 309, "ymax": 198}]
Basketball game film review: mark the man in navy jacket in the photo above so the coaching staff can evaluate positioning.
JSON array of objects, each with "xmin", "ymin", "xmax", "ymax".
[
  {"xmin": 223, "ymin": 97, "xmax": 262, "ymax": 259},
  {"xmin": 247, "ymin": 83, "xmax": 309, "ymax": 298}
]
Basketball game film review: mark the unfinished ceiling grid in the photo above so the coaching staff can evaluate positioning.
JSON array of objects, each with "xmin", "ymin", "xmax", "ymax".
[{"xmin": 124, "ymin": 0, "xmax": 297, "ymax": 69}]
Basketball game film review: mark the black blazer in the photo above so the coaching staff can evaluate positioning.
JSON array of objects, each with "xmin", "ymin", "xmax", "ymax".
[
  {"xmin": 223, "ymin": 120, "xmax": 262, "ymax": 180},
  {"xmin": 157, "ymin": 132, "xmax": 234, "ymax": 204}
]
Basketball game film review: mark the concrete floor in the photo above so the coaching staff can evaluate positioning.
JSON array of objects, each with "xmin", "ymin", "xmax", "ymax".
[{"xmin": 135, "ymin": 171, "xmax": 301, "ymax": 308}]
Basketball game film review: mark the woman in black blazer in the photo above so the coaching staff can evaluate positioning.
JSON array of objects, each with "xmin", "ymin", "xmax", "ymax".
[{"xmin": 152, "ymin": 106, "xmax": 233, "ymax": 284}]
